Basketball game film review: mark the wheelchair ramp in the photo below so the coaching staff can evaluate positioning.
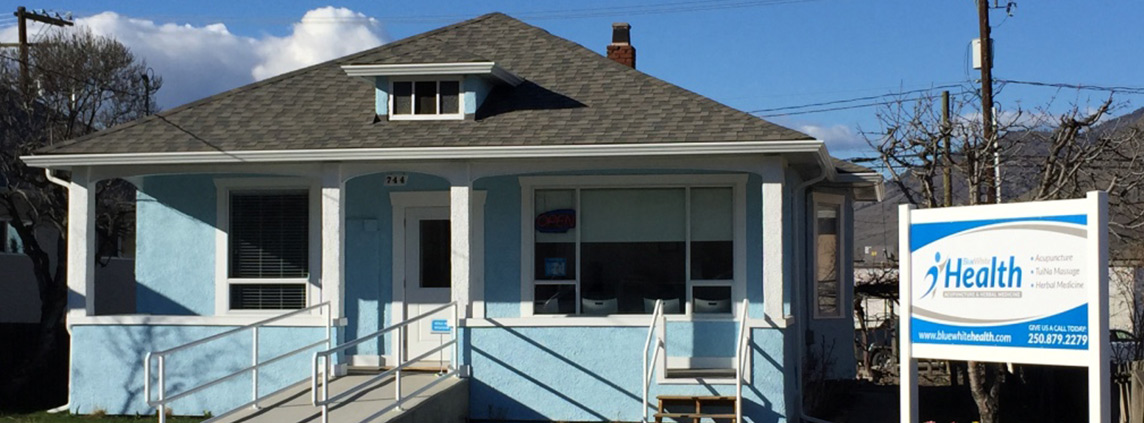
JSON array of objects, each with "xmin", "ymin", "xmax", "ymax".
[{"xmin": 210, "ymin": 372, "xmax": 467, "ymax": 423}]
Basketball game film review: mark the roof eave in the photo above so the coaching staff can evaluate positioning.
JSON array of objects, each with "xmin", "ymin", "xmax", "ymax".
[
  {"xmin": 832, "ymin": 172, "xmax": 885, "ymax": 201},
  {"xmin": 341, "ymin": 62, "xmax": 524, "ymax": 86},
  {"xmin": 21, "ymin": 139, "xmax": 829, "ymax": 169}
]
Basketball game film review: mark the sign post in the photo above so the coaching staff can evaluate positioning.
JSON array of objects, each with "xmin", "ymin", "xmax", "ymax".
[{"xmin": 899, "ymin": 191, "xmax": 1108, "ymax": 423}]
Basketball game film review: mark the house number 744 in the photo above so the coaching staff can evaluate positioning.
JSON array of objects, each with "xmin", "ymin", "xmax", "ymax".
[{"xmin": 385, "ymin": 174, "xmax": 407, "ymax": 186}]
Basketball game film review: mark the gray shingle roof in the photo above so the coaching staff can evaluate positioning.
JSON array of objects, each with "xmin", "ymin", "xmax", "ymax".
[
  {"xmin": 833, "ymin": 158, "xmax": 875, "ymax": 174},
  {"xmin": 40, "ymin": 13, "xmax": 813, "ymax": 155}
]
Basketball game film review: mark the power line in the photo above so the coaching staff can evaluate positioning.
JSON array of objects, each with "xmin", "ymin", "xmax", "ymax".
[
  {"xmin": 748, "ymin": 83, "xmax": 967, "ymax": 114},
  {"xmin": 0, "ymin": 50, "xmax": 142, "ymax": 99},
  {"xmin": 68, "ymin": 0, "xmax": 823, "ymax": 26},
  {"xmin": 996, "ymin": 78, "xmax": 1144, "ymax": 95},
  {"xmin": 754, "ymin": 90, "xmax": 975, "ymax": 118}
]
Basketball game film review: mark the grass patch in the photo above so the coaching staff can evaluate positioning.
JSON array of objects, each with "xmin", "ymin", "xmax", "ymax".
[{"xmin": 0, "ymin": 411, "xmax": 204, "ymax": 422}]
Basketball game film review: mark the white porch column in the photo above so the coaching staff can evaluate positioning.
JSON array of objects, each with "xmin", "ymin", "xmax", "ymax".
[
  {"xmin": 67, "ymin": 167, "xmax": 96, "ymax": 316},
  {"xmin": 450, "ymin": 185, "xmax": 472, "ymax": 318},
  {"xmin": 320, "ymin": 164, "xmax": 345, "ymax": 319},
  {"xmin": 760, "ymin": 163, "xmax": 786, "ymax": 326}
]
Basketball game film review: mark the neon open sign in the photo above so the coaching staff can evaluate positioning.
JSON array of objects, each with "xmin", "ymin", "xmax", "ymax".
[{"xmin": 536, "ymin": 209, "xmax": 576, "ymax": 233}]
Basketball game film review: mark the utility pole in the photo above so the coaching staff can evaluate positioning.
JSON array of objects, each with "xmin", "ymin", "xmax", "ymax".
[
  {"xmin": 976, "ymin": 0, "xmax": 997, "ymax": 204},
  {"xmin": 942, "ymin": 90, "xmax": 952, "ymax": 207},
  {"xmin": 8, "ymin": 6, "xmax": 74, "ymax": 93}
]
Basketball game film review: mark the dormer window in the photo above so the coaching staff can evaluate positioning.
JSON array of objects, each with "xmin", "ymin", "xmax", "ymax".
[
  {"xmin": 342, "ymin": 62, "xmax": 524, "ymax": 122},
  {"xmin": 391, "ymin": 79, "xmax": 462, "ymax": 120}
]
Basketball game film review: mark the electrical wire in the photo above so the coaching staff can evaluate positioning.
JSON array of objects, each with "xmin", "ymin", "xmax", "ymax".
[
  {"xmin": 754, "ymin": 90, "xmax": 975, "ymax": 118},
  {"xmin": 996, "ymin": 79, "xmax": 1144, "ymax": 95},
  {"xmin": 70, "ymin": 0, "xmax": 823, "ymax": 26},
  {"xmin": 748, "ymin": 83, "xmax": 966, "ymax": 114}
]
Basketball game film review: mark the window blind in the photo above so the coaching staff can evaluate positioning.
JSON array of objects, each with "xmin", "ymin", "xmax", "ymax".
[
  {"xmin": 229, "ymin": 191, "xmax": 309, "ymax": 279},
  {"xmin": 230, "ymin": 283, "xmax": 306, "ymax": 310}
]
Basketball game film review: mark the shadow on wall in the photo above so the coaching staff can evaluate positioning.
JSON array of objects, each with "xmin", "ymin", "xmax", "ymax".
[
  {"xmin": 468, "ymin": 325, "xmax": 790, "ymax": 423},
  {"xmin": 745, "ymin": 340, "xmax": 782, "ymax": 423},
  {"xmin": 133, "ymin": 284, "xmax": 196, "ymax": 316},
  {"xmin": 467, "ymin": 323, "xmax": 644, "ymax": 421}
]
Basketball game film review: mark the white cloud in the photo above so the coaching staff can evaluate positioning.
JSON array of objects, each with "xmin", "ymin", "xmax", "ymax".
[
  {"xmin": 1, "ymin": 7, "xmax": 387, "ymax": 108},
  {"xmin": 252, "ymin": 7, "xmax": 384, "ymax": 81},
  {"xmin": 799, "ymin": 124, "xmax": 868, "ymax": 152}
]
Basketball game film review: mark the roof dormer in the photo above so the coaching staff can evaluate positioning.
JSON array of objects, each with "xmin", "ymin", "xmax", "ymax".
[{"xmin": 342, "ymin": 62, "xmax": 523, "ymax": 121}]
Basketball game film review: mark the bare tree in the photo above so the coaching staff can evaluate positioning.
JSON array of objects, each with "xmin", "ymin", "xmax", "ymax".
[
  {"xmin": 0, "ymin": 27, "xmax": 160, "ymax": 396},
  {"xmin": 865, "ymin": 88, "xmax": 1143, "ymax": 423}
]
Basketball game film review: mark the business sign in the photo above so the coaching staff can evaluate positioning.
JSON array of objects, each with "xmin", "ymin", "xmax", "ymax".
[
  {"xmin": 535, "ymin": 209, "xmax": 576, "ymax": 233},
  {"xmin": 430, "ymin": 319, "xmax": 451, "ymax": 334},
  {"xmin": 898, "ymin": 192, "xmax": 1109, "ymax": 423},
  {"xmin": 911, "ymin": 214, "xmax": 1091, "ymax": 357}
]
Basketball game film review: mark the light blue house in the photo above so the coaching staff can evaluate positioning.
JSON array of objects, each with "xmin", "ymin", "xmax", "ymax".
[{"xmin": 25, "ymin": 13, "xmax": 881, "ymax": 423}]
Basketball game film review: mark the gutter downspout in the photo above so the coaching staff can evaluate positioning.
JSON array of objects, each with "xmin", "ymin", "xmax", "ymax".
[
  {"xmin": 44, "ymin": 168, "xmax": 69, "ymax": 189},
  {"xmin": 44, "ymin": 168, "xmax": 72, "ymax": 415},
  {"xmin": 793, "ymin": 169, "xmax": 836, "ymax": 423}
]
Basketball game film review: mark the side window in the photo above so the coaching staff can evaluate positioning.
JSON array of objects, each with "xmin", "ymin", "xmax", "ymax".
[
  {"xmin": 814, "ymin": 200, "xmax": 843, "ymax": 318},
  {"xmin": 227, "ymin": 190, "xmax": 309, "ymax": 310}
]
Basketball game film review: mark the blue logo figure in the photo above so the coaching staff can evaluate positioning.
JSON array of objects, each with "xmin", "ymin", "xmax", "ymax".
[{"xmin": 921, "ymin": 252, "xmax": 944, "ymax": 299}]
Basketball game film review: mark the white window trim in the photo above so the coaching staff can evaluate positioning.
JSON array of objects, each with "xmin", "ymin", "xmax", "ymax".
[
  {"xmin": 388, "ymin": 76, "xmax": 465, "ymax": 121},
  {"xmin": 215, "ymin": 177, "xmax": 321, "ymax": 315},
  {"xmin": 519, "ymin": 174, "xmax": 748, "ymax": 321},
  {"xmin": 812, "ymin": 192, "xmax": 846, "ymax": 320}
]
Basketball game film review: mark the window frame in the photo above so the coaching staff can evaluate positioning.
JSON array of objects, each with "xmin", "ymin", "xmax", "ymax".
[
  {"xmin": 520, "ymin": 174, "xmax": 747, "ymax": 320},
  {"xmin": 214, "ymin": 177, "xmax": 321, "ymax": 315},
  {"xmin": 387, "ymin": 76, "xmax": 465, "ymax": 121},
  {"xmin": 812, "ymin": 192, "xmax": 846, "ymax": 320}
]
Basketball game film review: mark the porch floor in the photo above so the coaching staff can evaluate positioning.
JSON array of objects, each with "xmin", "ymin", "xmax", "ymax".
[{"xmin": 209, "ymin": 371, "xmax": 461, "ymax": 423}]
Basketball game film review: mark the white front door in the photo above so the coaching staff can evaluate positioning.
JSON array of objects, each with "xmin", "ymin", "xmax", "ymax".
[{"xmin": 404, "ymin": 207, "xmax": 453, "ymax": 364}]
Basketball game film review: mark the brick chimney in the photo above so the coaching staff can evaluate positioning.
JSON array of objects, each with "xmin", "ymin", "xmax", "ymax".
[{"xmin": 606, "ymin": 23, "xmax": 635, "ymax": 68}]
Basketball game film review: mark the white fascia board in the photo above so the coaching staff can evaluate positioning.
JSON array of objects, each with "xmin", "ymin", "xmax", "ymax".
[
  {"xmin": 833, "ymin": 172, "xmax": 886, "ymax": 201},
  {"xmin": 341, "ymin": 62, "xmax": 523, "ymax": 86},
  {"xmin": 22, "ymin": 140, "xmax": 829, "ymax": 168}
]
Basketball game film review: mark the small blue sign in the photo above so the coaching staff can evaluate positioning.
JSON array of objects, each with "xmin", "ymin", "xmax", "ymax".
[
  {"xmin": 544, "ymin": 258, "xmax": 567, "ymax": 277},
  {"xmin": 430, "ymin": 319, "xmax": 451, "ymax": 334}
]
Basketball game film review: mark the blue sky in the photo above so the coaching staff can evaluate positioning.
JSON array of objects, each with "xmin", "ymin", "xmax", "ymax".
[{"xmin": 2, "ymin": 1, "xmax": 1141, "ymax": 158}]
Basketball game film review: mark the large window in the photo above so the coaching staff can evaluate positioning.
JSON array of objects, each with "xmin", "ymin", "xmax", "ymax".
[
  {"xmin": 390, "ymin": 79, "xmax": 462, "ymax": 119},
  {"xmin": 814, "ymin": 197, "xmax": 843, "ymax": 319},
  {"xmin": 528, "ymin": 177, "xmax": 741, "ymax": 316},
  {"xmin": 227, "ymin": 190, "xmax": 310, "ymax": 310}
]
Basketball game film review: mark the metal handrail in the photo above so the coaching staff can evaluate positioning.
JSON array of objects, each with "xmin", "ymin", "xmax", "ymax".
[
  {"xmin": 143, "ymin": 302, "xmax": 333, "ymax": 423},
  {"xmin": 641, "ymin": 300, "xmax": 665, "ymax": 423},
  {"xmin": 734, "ymin": 298, "xmax": 750, "ymax": 423},
  {"xmin": 311, "ymin": 301, "xmax": 459, "ymax": 423}
]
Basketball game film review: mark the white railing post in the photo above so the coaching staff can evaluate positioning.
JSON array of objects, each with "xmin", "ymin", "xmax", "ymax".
[
  {"xmin": 252, "ymin": 326, "xmax": 260, "ymax": 410},
  {"xmin": 321, "ymin": 353, "xmax": 330, "ymax": 423},
  {"xmin": 144, "ymin": 352, "xmax": 152, "ymax": 408},
  {"xmin": 641, "ymin": 300, "xmax": 663, "ymax": 423},
  {"xmin": 452, "ymin": 302, "xmax": 459, "ymax": 372},
  {"xmin": 735, "ymin": 298, "xmax": 749, "ymax": 423},
  {"xmin": 396, "ymin": 325, "xmax": 403, "ymax": 411},
  {"xmin": 158, "ymin": 355, "xmax": 166, "ymax": 423}
]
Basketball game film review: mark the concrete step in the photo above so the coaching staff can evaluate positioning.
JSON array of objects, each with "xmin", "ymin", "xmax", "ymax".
[{"xmin": 208, "ymin": 372, "xmax": 462, "ymax": 423}]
